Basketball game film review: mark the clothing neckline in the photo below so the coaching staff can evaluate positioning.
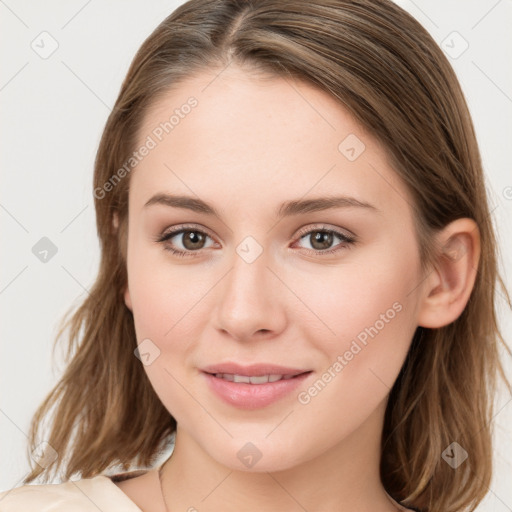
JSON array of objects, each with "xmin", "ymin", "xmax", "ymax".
[
  {"xmin": 98, "ymin": 471, "xmax": 149, "ymax": 511},
  {"xmin": 102, "ymin": 469, "xmax": 419, "ymax": 512}
]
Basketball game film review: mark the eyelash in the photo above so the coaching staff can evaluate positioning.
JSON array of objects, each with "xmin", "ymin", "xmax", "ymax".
[{"xmin": 155, "ymin": 223, "xmax": 356, "ymax": 258}]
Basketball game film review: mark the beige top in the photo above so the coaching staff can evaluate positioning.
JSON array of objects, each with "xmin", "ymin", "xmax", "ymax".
[
  {"xmin": 0, "ymin": 471, "xmax": 146, "ymax": 511},
  {"xmin": 0, "ymin": 469, "xmax": 418, "ymax": 511}
]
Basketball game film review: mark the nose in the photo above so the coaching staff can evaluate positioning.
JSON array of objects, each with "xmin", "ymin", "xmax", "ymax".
[{"xmin": 213, "ymin": 244, "xmax": 287, "ymax": 342}]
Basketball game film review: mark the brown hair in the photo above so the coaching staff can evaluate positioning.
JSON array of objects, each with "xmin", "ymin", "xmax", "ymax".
[{"xmin": 24, "ymin": 1, "xmax": 511, "ymax": 511}]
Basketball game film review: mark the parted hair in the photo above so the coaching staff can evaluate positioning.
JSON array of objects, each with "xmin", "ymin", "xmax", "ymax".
[{"xmin": 24, "ymin": 1, "xmax": 511, "ymax": 511}]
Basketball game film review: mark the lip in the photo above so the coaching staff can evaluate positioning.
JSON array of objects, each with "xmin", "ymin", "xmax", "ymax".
[
  {"xmin": 200, "ymin": 364, "xmax": 313, "ymax": 410},
  {"xmin": 200, "ymin": 362, "xmax": 310, "ymax": 377}
]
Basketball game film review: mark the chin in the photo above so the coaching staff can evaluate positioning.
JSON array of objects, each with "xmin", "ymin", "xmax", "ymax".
[{"xmin": 208, "ymin": 439, "xmax": 305, "ymax": 473}]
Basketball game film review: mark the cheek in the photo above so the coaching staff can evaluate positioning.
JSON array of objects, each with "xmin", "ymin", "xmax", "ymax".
[
  {"xmin": 126, "ymin": 234, "xmax": 202, "ymax": 333},
  {"xmin": 294, "ymin": 241, "xmax": 420, "ymax": 381},
  {"xmin": 290, "ymin": 250, "xmax": 419, "ymax": 440},
  {"xmin": 126, "ymin": 248, "xmax": 203, "ymax": 416},
  {"xmin": 125, "ymin": 242, "xmax": 193, "ymax": 372}
]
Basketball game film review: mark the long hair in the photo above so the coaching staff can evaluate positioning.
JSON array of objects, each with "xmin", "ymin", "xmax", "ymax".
[{"xmin": 24, "ymin": 1, "xmax": 511, "ymax": 510}]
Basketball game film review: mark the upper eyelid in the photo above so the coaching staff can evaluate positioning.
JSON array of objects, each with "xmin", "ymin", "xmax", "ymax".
[
  {"xmin": 160, "ymin": 223, "xmax": 217, "ymax": 241},
  {"xmin": 295, "ymin": 223, "xmax": 355, "ymax": 240}
]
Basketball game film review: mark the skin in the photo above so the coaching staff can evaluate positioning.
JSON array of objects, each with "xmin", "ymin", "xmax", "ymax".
[{"xmin": 117, "ymin": 63, "xmax": 480, "ymax": 512}]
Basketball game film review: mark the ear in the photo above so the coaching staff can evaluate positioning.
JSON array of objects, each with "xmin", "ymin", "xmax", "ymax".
[
  {"xmin": 113, "ymin": 212, "xmax": 133, "ymax": 312},
  {"xmin": 417, "ymin": 218, "xmax": 480, "ymax": 328}
]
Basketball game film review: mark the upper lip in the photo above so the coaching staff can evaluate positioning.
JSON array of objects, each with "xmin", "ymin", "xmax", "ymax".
[{"xmin": 201, "ymin": 362, "xmax": 312, "ymax": 377}]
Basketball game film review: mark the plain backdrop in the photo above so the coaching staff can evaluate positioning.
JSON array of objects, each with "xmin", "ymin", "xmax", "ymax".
[{"xmin": 1, "ymin": 0, "xmax": 511, "ymax": 509}]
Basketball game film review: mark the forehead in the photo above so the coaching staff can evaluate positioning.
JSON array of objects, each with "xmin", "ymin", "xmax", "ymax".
[{"xmin": 130, "ymin": 66, "xmax": 413, "ymax": 218}]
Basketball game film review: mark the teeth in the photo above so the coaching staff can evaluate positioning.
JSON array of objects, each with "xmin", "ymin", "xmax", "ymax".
[
  {"xmin": 248, "ymin": 375, "xmax": 269, "ymax": 384},
  {"xmin": 214, "ymin": 373, "xmax": 294, "ymax": 384},
  {"xmin": 216, "ymin": 373, "xmax": 234, "ymax": 382}
]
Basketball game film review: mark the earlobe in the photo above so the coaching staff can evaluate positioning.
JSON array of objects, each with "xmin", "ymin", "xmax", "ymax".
[
  {"xmin": 124, "ymin": 286, "xmax": 133, "ymax": 312},
  {"xmin": 417, "ymin": 218, "xmax": 480, "ymax": 328}
]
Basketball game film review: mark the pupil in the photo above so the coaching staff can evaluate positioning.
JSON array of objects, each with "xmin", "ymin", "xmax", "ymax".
[
  {"xmin": 184, "ymin": 231, "xmax": 204, "ymax": 249},
  {"xmin": 312, "ymin": 231, "xmax": 332, "ymax": 250}
]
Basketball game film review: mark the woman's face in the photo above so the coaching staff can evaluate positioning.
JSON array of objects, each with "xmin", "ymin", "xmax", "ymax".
[{"xmin": 123, "ymin": 64, "xmax": 426, "ymax": 471}]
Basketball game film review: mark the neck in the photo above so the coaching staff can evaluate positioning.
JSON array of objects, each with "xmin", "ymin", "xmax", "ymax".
[{"xmin": 159, "ymin": 399, "xmax": 402, "ymax": 512}]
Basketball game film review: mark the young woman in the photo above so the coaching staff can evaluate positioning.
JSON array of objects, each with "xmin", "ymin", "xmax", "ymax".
[{"xmin": 1, "ymin": 1, "xmax": 510, "ymax": 511}]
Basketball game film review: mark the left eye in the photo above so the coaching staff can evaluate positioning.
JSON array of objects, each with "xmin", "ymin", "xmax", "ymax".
[
  {"xmin": 295, "ymin": 228, "xmax": 355, "ymax": 253},
  {"xmin": 156, "ymin": 225, "xmax": 355, "ymax": 257}
]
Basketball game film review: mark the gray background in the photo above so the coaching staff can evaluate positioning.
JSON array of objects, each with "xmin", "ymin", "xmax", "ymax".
[{"xmin": 1, "ymin": 0, "xmax": 511, "ymax": 509}]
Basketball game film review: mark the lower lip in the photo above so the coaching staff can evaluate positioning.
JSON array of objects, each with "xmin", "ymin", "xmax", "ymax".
[{"xmin": 201, "ymin": 371, "xmax": 312, "ymax": 410}]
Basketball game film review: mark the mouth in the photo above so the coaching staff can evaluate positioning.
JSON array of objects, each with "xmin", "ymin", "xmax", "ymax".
[
  {"xmin": 200, "ymin": 362, "xmax": 312, "ymax": 379},
  {"xmin": 200, "ymin": 369, "xmax": 314, "ymax": 409},
  {"xmin": 203, "ymin": 371, "xmax": 312, "ymax": 384}
]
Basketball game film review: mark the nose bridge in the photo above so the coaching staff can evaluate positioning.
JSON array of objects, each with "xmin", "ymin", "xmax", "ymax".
[
  {"xmin": 214, "ymin": 234, "xmax": 283, "ymax": 338},
  {"xmin": 225, "ymin": 235, "xmax": 271, "ymax": 308}
]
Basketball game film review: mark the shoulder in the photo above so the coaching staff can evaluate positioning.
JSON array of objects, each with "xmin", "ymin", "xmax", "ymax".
[{"xmin": 0, "ymin": 474, "xmax": 141, "ymax": 511}]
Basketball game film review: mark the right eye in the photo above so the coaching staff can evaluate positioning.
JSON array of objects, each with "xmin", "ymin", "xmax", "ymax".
[{"xmin": 156, "ymin": 225, "xmax": 216, "ymax": 257}]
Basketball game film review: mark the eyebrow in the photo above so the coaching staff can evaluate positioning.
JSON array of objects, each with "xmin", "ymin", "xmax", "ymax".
[{"xmin": 144, "ymin": 193, "xmax": 379, "ymax": 218}]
